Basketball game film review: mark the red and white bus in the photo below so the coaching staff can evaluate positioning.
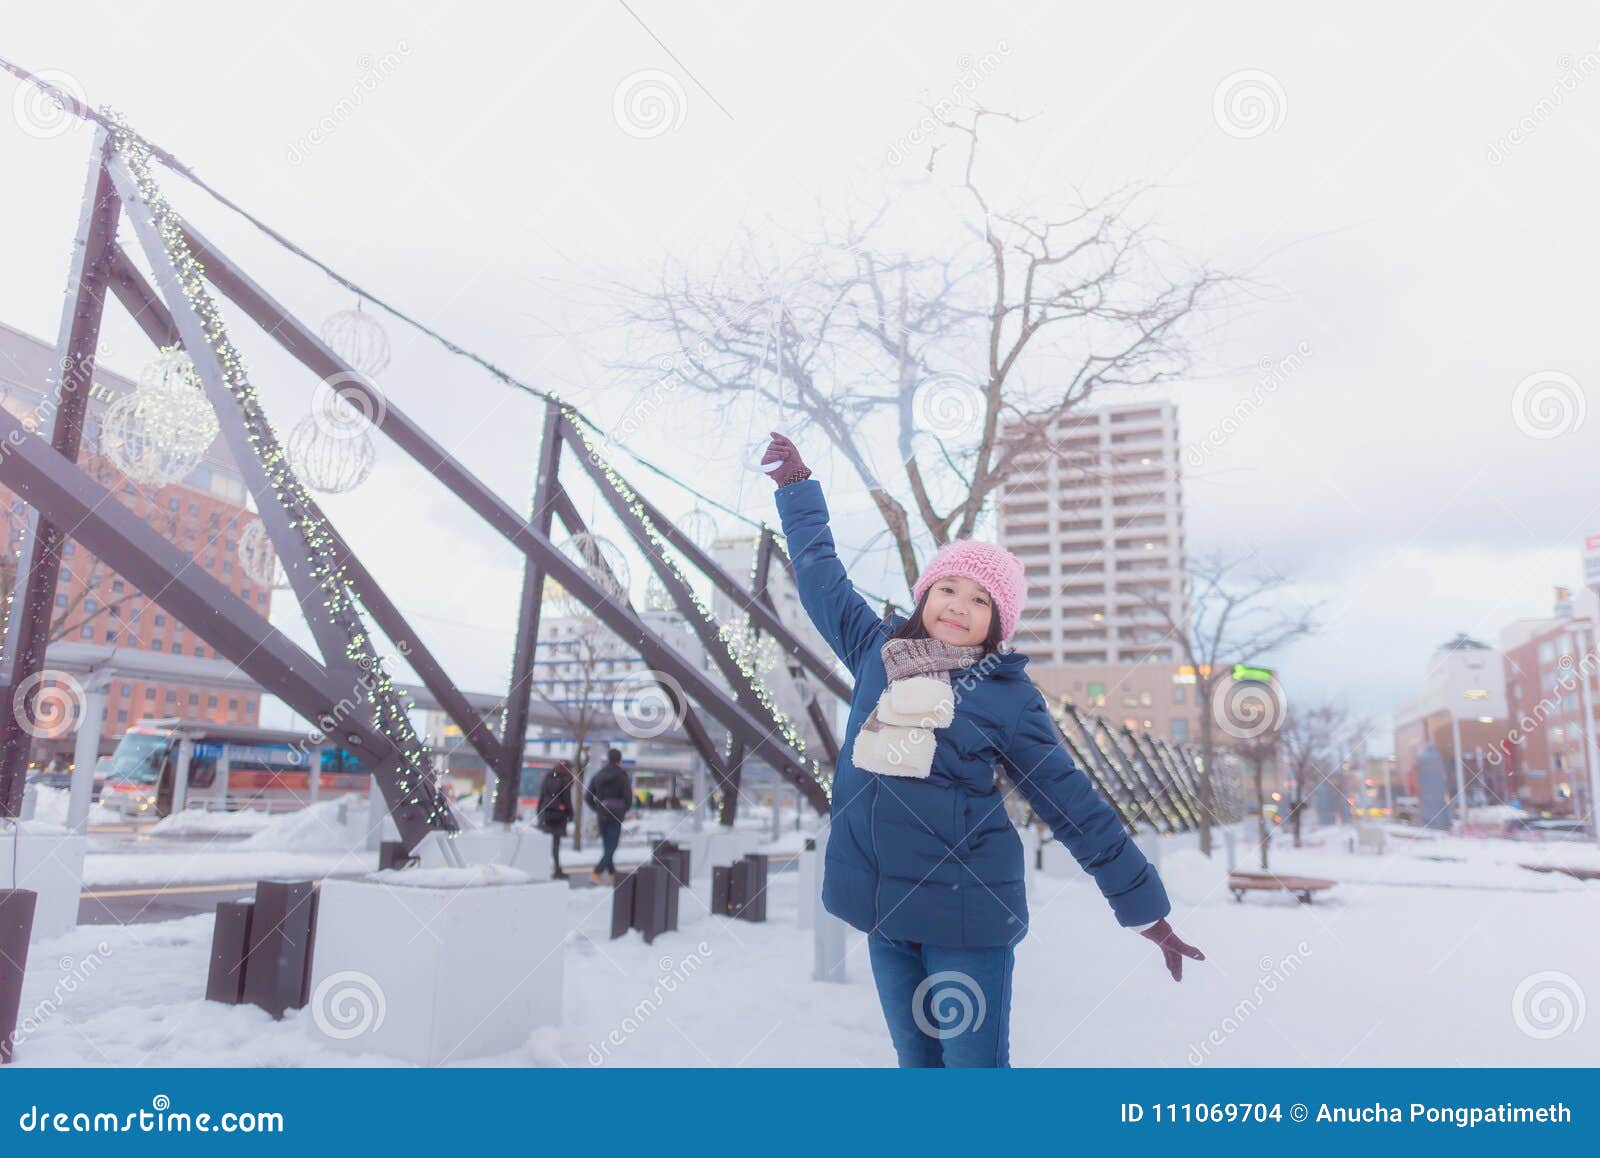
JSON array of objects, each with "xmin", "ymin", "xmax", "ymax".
[{"xmin": 101, "ymin": 718, "xmax": 372, "ymax": 818}]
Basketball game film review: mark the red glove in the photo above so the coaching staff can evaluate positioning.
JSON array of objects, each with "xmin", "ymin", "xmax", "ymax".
[
  {"xmin": 761, "ymin": 431, "xmax": 812, "ymax": 488},
  {"xmin": 1139, "ymin": 918, "xmax": 1205, "ymax": 982}
]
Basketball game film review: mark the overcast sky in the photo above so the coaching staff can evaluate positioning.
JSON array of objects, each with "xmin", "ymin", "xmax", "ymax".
[{"xmin": 3, "ymin": 2, "xmax": 1598, "ymax": 752}]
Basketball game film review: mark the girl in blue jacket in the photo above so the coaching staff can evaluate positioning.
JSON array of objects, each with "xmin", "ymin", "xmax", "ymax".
[{"xmin": 762, "ymin": 432, "xmax": 1204, "ymax": 1068}]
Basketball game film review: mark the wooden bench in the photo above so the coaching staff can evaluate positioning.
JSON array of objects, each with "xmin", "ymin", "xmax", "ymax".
[
  {"xmin": 1519, "ymin": 863, "xmax": 1600, "ymax": 882},
  {"xmin": 1228, "ymin": 870, "xmax": 1338, "ymax": 905}
]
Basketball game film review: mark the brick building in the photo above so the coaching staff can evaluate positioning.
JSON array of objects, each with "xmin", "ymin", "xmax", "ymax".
[{"xmin": 0, "ymin": 321, "xmax": 272, "ymax": 756}]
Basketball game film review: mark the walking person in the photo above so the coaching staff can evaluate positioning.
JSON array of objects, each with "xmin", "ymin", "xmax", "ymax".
[
  {"xmin": 535, "ymin": 760, "xmax": 576, "ymax": 880},
  {"xmin": 761, "ymin": 431, "xmax": 1204, "ymax": 1068},
  {"xmin": 585, "ymin": 748, "xmax": 632, "ymax": 884}
]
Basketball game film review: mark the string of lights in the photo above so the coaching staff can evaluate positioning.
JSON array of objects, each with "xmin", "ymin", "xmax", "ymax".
[{"xmin": 0, "ymin": 55, "xmax": 909, "ymax": 613}]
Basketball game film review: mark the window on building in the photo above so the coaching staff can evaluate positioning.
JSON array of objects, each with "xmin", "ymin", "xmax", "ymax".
[
  {"xmin": 1139, "ymin": 690, "xmax": 1153, "ymax": 707},
  {"xmin": 165, "ymin": 690, "xmax": 177, "ymax": 702},
  {"xmin": 53, "ymin": 594, "xmax": 66, "ymax": 607},
  {"xmin": 155, "ymin": 614, "xmax": 166, "ymax": 626},
  {"xmin": 1172, "ymin": 718, "xmax": 1189, "ymax": 740},
  {"xmin": 144, "ymin": 687, "xmax": 155, "ymax": 700},
  {"xmin": 117, "ymin": 710, "xmax": 127, "ymax": 723},
  {"xmin": 208, "ymin": 695, "xmax": 218, "ymax": 707},
  {"xmin": 79, "ymin": 625, "xmax": 93, "ymax": 638},
  {"xmin": 188, "ymin": 693, "xmax": 199, "ymax": 705}
]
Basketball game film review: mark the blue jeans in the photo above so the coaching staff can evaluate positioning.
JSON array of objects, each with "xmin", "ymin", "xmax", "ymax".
[
  {"xmin": 866, "ymin": 931, "xmax": 1015, "ymax": 1067},
  {"xmin": 595, "ymin": 817, "xmax": 623, "ymax": 874}
]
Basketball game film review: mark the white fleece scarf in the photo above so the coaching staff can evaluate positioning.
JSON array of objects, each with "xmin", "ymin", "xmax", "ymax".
[{"xmin": 850, "ymin": 636, "xmax": 985, "ymax": 779}]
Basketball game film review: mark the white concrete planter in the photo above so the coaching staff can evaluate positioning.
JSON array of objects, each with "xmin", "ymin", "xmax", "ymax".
[
  {"xmin": 680, "ymin": 829, "xmax": 764, "ymax": 885},
  {"xmin": 305, "ymin": 872, "xmax": 567, "ymax": 1065},
  {"xmin": 0, "ymin": 825, "xmax": 85, "ymax": 943},
  {"xmin": 414, "ymin": 828, "xmax": 554, "ymax": 881}
]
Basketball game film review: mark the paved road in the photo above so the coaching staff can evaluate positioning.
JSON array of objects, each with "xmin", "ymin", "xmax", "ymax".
[{"xmin": 80, "ymin": 852, "xmax": 799, "ymax": 925}]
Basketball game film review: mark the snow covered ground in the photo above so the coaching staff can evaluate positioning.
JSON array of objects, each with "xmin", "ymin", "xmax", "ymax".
[{"xmin": 12, "ymin": 819, "xmax": 1600, "ymax": 1067}]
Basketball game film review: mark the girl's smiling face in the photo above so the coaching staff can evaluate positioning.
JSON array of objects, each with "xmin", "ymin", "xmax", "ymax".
[{"xmin": 921, "ymin": 574, "xmax": 994, "ymax": 647}]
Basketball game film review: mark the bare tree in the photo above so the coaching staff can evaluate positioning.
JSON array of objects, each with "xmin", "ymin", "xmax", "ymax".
[
  {"xmin": 609, "ymin": 103, "xmax": 1238, "ymax": 590},
  {"xmin": 1233, "ymin": 728, "xmax": 1282, "ymax": 870},
  {"xmin": 527, "ymin": 615, "xmax": 615, "ymax": 852},
  {"xmin": 1138, "ymin": 552, "xmax": 1320, "ymax": 856},
  {"xmin": 1278, "ymin": 702, "xmax": 1363, "ymax": 849}
]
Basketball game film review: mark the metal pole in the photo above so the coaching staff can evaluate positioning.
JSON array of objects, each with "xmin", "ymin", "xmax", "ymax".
[
  {"xmin": 1450, "ymin": 712, "xmax": 1467, "ymax": 830},
  {"xmin": 310, "ymin": 745, "xmax": 325, "ymax": 809},
  {"xmin": 170, "ymin": 734, "xmax": 194, "ymax": 816},
  {"xmin": 1577, "ymin": 623, "xmax": 1600, "ymax": 845},
  {"xmin": 66, "ymin": 671, "xmax": 109, "ymax": 833},
  {"xmin": 215, "ymin": 746, "xmax": 231, "ymax": 814}
]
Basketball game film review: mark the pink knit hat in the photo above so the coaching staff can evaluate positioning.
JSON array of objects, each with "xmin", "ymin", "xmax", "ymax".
[{"xmin": 912, "ymin": 539, "xmax": 1028, "ymax": 641}]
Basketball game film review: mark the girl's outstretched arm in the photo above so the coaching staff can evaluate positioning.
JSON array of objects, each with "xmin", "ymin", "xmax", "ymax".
[
  {"xmin": 765, "ymin": 432, "xmax": 883, "ymax": 673},
  {"xmin": 999, "ymin": 683, "xmax": 1173, "ymax": 929}
]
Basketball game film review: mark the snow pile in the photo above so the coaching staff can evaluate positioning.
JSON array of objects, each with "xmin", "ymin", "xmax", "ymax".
[
  {"xmin": 151, "ymin": 809, "xmax": 273, "ymax": 837},
  {"xmin": 27, "ymin": 785, "xmax": 118, "ymax": 827},
  {"xmin": 1156, "ymin": 846, "xmax": 1228, "ymax": 906},
  {"xmin": 240, "ymin": 800, "xmax": 366, "ymax": 854},
  {"xmin": 362, "ymin": 863, "xmax": 532, "ymax": 888}
]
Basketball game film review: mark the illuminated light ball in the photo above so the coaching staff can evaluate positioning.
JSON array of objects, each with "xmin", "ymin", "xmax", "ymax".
[
  {"xmin": 285, "ymin": 414, "xmax": 375, "ymax": 494},
  {"xmin": 98, "ymin": 358, "xmax": 220, "ymax": 487},
  {"xmin": 319, "ymin": 304, "xmax": 391, "ymax": 377},
  {"xmin": 237, "ymin": 517, "xmax": 290, "ymax": 589}
]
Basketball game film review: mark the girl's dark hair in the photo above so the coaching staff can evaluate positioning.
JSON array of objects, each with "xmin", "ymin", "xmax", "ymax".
[{"xmin": 888, "ymin": 585, "xmax": 1004, "ymax": 656}]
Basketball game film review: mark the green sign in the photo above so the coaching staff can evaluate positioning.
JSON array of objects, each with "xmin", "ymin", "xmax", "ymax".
[{"xmin": 1232, "ymin": 663, "xmax": 1275, "ymax": 683}]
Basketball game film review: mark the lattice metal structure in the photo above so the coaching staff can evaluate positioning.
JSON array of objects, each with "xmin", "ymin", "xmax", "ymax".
[
  {"xmin": 0, "ymin": 118, "xmax": 849, "ymax": 848},
  {"xmin": 0, "ymin": 104, "xmax": 1242, "ymax": 851}
]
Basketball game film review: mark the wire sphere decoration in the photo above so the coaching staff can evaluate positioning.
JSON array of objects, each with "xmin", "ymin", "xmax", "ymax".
[
  {"xmin": 319, "ymin": 302, "xmax": 391, "ymax": 378},
  {"xmin": 643, "ymin": 571, "xmax": 676, "ymax": 613},
  {"xmin": 285, "ymin": 413, "xmax": 376, "ymax": 494},
  {"xmin": 676, "ymin": 507, "xmax": 720, "ymax": 553},
  {"xmin": 544, "ymin": 532, "xmax": 631, "ymax": 619},
  {"xmin": 98, "ymin": 350, "xmax": 220, "ymax": 487},
  {"xmin": 237, "ymin": 516, "xmax": 291, "ymax": 589}
]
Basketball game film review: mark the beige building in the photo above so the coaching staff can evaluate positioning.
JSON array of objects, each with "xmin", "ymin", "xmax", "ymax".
[
  {"xmin": 997, "ymin": 400, "xmax": 1187, "ymax": 666},
  {"xmin": 995, "ymin": 399, "xmax": 1193, "ymax": 741}
]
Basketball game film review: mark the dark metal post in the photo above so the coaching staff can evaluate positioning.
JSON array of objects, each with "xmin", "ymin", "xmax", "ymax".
[
  {"xmin": 494, "ymin": 401, "xmax": 563, "ymax": 824},
  {"xmin": 0, "ymin": 132, "xmax": 119, "ymax": 817}
]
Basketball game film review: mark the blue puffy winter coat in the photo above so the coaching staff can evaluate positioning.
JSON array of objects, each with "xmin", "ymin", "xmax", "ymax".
[{"xmin": 776, "ymin": 478, "xmax": 1171, "ymax": 948}]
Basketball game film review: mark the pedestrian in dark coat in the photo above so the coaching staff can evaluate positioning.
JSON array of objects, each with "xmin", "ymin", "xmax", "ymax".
[
  {"xmin": 536, "ymin": 761, "xmax": 576, "ymax": 880},
  {"xmin": 762, "ymin": 431, "xmax": 1204, "ymax": 1068},
  {"xmin": 585, "ymin": 748, "xmax": 632, "ymax": 883}
]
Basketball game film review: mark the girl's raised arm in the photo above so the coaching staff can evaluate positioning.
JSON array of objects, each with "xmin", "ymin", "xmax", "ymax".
[{"xmin": 765, "ymin": 433, "xmax": 884, "ymax": 673}]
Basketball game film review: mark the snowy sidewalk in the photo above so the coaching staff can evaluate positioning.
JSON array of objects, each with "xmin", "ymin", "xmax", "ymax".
[{"xmin": 10, "ymin": 823, "xmax": 1600, "ymax": 1067}]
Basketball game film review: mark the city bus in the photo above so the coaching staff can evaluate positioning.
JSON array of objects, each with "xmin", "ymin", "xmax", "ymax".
[{"xmin": 100, "ymin": 718, "xmax": 371, "ymax": 819}]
